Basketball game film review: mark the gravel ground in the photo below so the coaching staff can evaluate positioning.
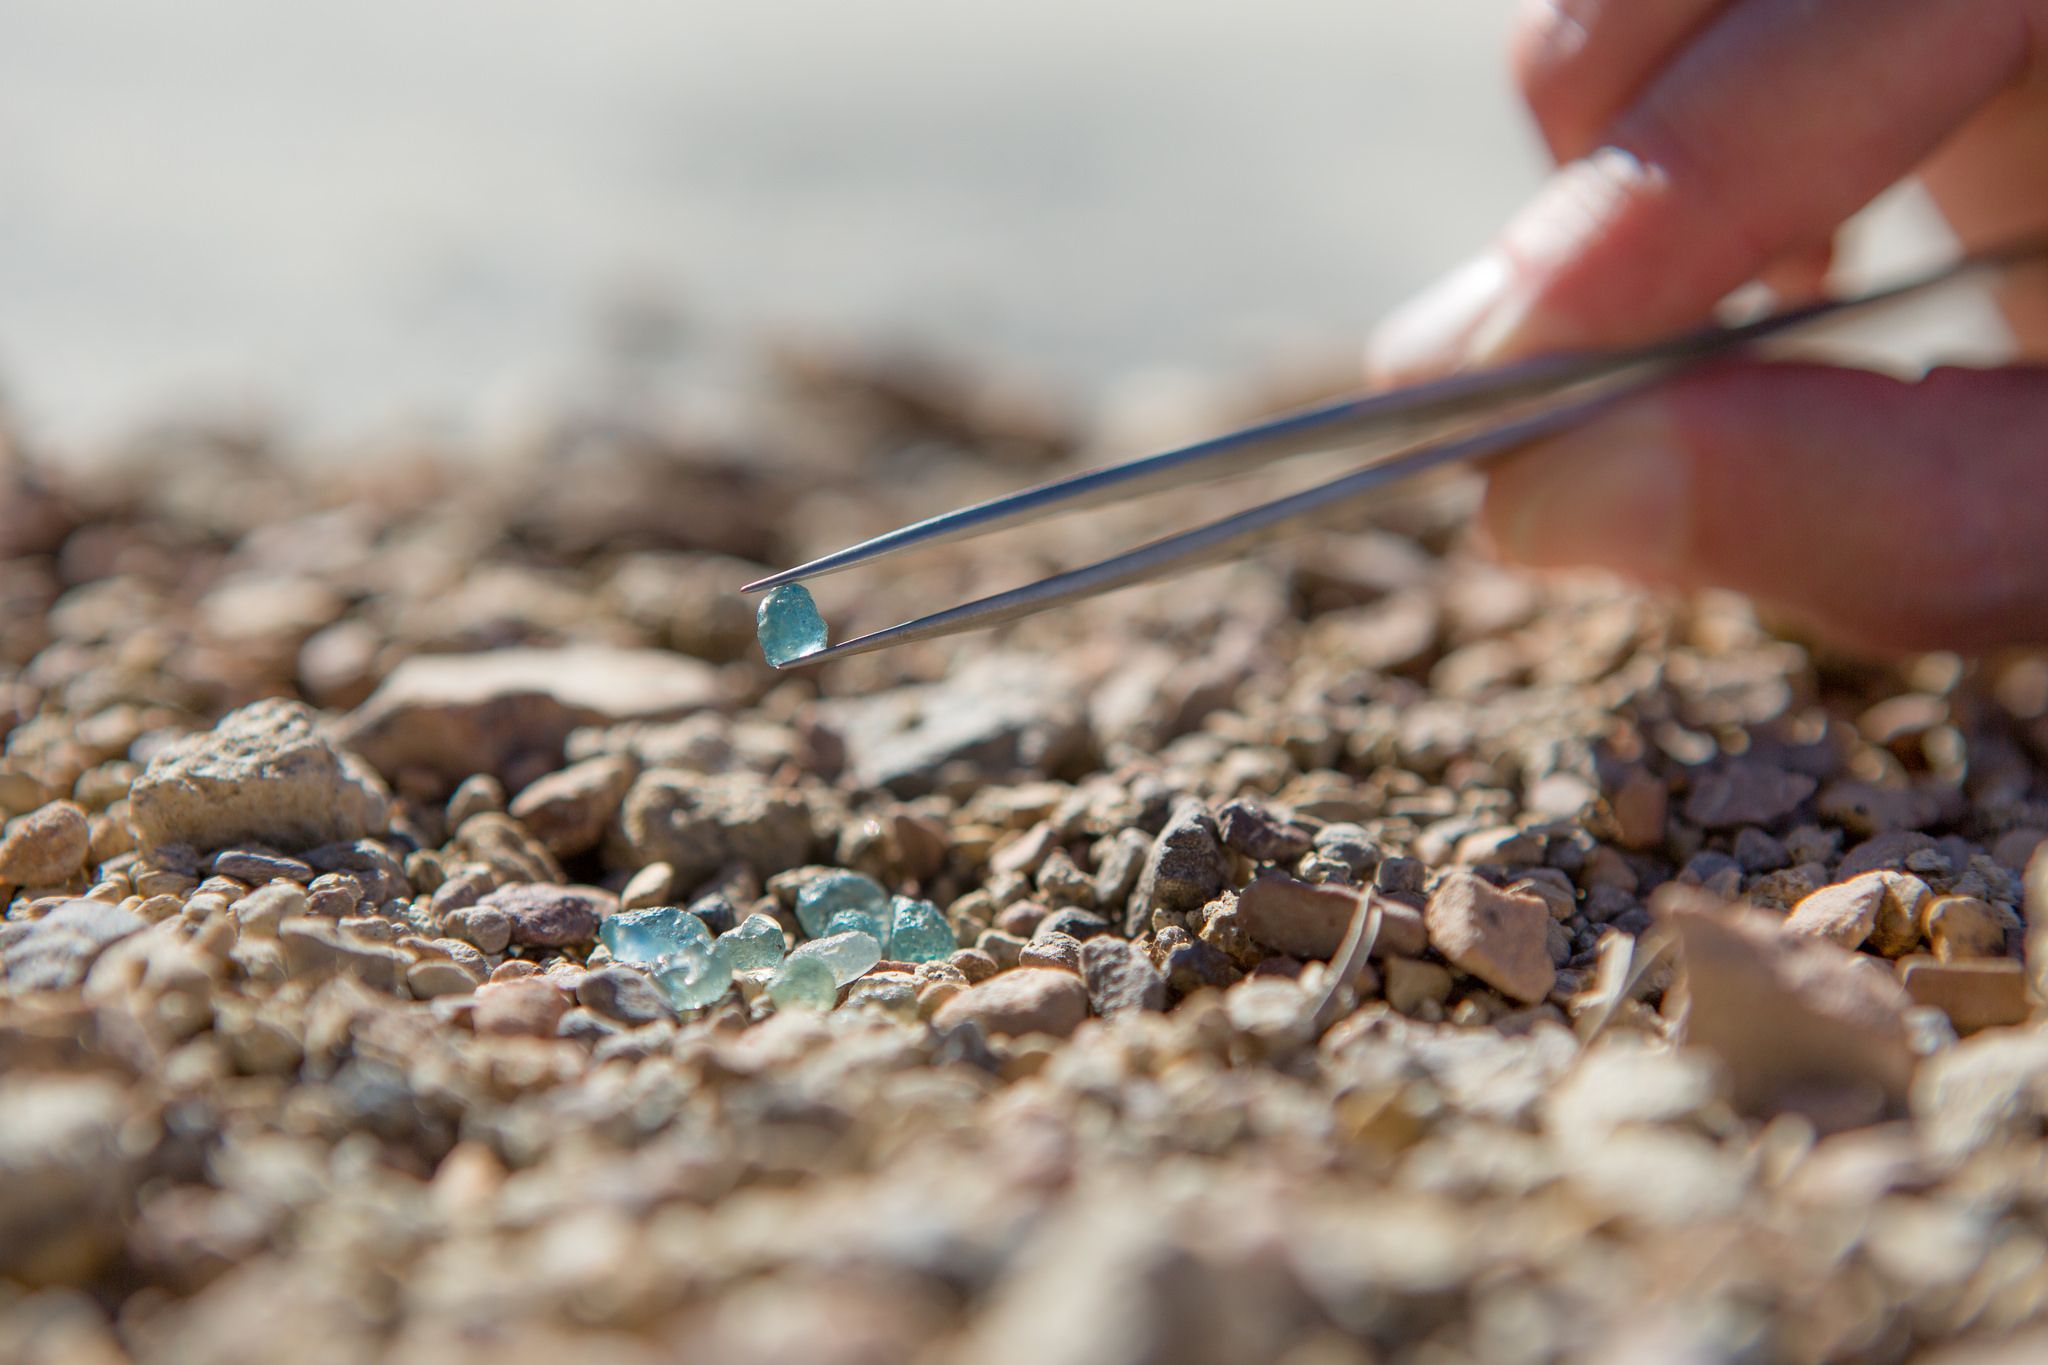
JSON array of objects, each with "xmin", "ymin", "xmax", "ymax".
[{"xmin": 4, "ymin": 353, "xmax": 2048, "ymax": 1364}]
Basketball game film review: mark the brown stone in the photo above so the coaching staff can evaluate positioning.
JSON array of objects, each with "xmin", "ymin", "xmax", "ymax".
[
  {"xmin": 1237, "ymin": 875, "xmax": 1426, "ymax": 961},
  {"xmin": 1922, "ymin": 895, "xmax": 2006, "ymax": 962},
  {"xmin": 474, "ymin": 977, "xmax": 572, "ymax": 1036},
  {"xmin": 1424, "ymin": 871, "xmax": 1555, "ymax": 1004},
  {"xmin": 0, "ymin": 801, "xmax": 90, "ymax": 887},
  {"xmin": 1897, "ymin": 956, "xmax": 2030, "ymax": 1034}
]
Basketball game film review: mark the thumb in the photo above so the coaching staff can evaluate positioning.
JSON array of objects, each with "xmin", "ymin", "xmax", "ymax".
[{"xmin": 1482, "ymin": 361, "xmax": 2048, "ymax": 652}]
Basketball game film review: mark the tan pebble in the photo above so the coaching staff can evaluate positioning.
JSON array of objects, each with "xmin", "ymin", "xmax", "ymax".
[
  {"xmin": 474, "ymin": 977, "xmax": 570, "ymax": 1036},
  {"xmin": 1783, "ymin": 875, "xmax": 1885, "ymax": 948},
  {"xmin": 931, "ymin": 968, "xmax": 1090, "ymax": 1039},
  {"xmin": 1869, "ymin": 872, "xmax": 1931, "ymax": 957},
  {"xmin": 916, "ymin": 980, "xmax": 964, "ymax": 1019},
  {"xmin": 1922, "ymin": 895, "xmax": 2006, "ymax": 962},
  {"xmin": 491, "ymin": 959, "xmax": 541, "ymax": 982},
  {"xmin": 975, "ymin": 929, "xmax": 1026, "ymax": 970},
  {"xmin": 620, "ymin": 861, "xmax": 677, "ymax": 910},
  {"xmin": 408, "ymin": 959, "xmax": 481, "ymax": 999},
  {"xmin": 1610, "ymin": 769, "xmax": 1668, "ymax": 850},
  {"xmin": 949, "ymin": 947, "xmax": 999, "ymax": 983},
  {"xmin": 1382, "ymin": 955, "xmax": 1453, "ymax": 1015},
  {"xmin": 0, "ymin": 800, "xmax": 91, "ymax": 887},
  {"xmin": 1018, "ymin": 933, "xmax": 1082, "ymax": 974},
  {"xmin": 1897, "ymin": 955, "xmax": 2029, "ymax": 1034}
]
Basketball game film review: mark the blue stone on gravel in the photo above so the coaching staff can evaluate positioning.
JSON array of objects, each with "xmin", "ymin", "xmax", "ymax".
[
  {"xmin": 756, "ymin": 585, "xmax": 828, "ymax": 667},
  {"xmin": 795, "ymin": 870, "xmax": 889, "ymax": 940},
  {"xmin": 599, "ymin": 905, "xmax": 710, "ymax": 966}
]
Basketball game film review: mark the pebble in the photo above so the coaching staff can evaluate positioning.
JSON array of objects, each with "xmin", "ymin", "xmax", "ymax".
[
  {"xmin": 508, "ymin": 753, "xmax": 637, "ymax": 858},
  {"xmin": 1126, "ymin": 799, "xmax": 1228, "ymax": 932},
  {"xmin": 620, "ymin": 770, "xmax": 814, "ymax": 889},
  {"xmin": 1681, "ymin": 762, "xmax": 1816, "ymax": 829},
  {"xmin": 1424, "ymin": 871, "xmax": 1556, "ymax": 1004},
  {"xmin": 620, "ymin": 861, "xmax": 677, "ymax": 910},
  {"xmin": 473, "ymin": 977, "xmax": 572, "ymax": 1036},
  {"xmin": 0, "ymin": 800, "xmax": 91, "ymax": 886},
  {"xmin": 1783, "ymin": 873, "xmax": 1890, "ymax": 949},
  {"xmin": 210, "ymin": 848, "xmax": 316, "ymax": 884},
  {"xmin": 1079, "ymin": 937, "xmax": 1166, "ymax": 1016},
  {"xmin": 573, "ymin": 966, "xmax": 677, "ymax": 1024},
  {"xmin": 440, "ymin": 905, "xmax": 513, "ymax": 955},
  {"xmin": 1897, "ymin": 956, "xmax": 2029, "ymax": 1035},
  {"xmin": 1922, "ymin": 895, "xmax": 2005, "ymax": 962},
  {"xmin": 478, "ymin": 883, "xmax": 611, "ymax": 948},
  {"xmin": 652, "ymin": 940, "xmax": 734, "ymax": 1010},
  {"xmin": 1018, "ymin": 932, "xmax": 1081, "ymax": 973},
  {"xmin": 128, "ymin": 698, "xmax": 392, "ymax": 853},
  {"xmin": 931, "ymin": 968, "xmax": 1091, "ymax": 1039}
]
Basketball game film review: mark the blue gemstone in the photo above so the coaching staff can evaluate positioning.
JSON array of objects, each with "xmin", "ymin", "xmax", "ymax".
[
  {"xmin": 787, "ymin": 930, "xmax": 882, "ymax": 987},
  {"xmin": 599, "ymin": 906, "xmax": 710, "ymax": 966},
  {"xmin": 713, "ymin": 912, "xmax": 788, "ymax": 972},
  {"xmin": 795, "ymin": 871, "xmax": 889, "ymax": 940},
  {"xmin": 767, "ymin": 954, "xmax": 839, "ymax": 1011},
  {"xmin": 826, "ymin": 906, "xmax": 890, "ymax": 949},
  {"xmin": 756, "ymin": 585, "xmax": 828, "ymax": 667},
  {"xmin": 654, "ymin": 938, "xmax": 733, "ymax": 1009},
  {"xmin": 886, "ymin": 896, "xmax": 955, "ymax": 963}
]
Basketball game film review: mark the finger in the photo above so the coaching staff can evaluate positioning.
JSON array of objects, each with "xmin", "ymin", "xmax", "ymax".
[
  {"xmin": 1480, "ymin": 361, "xmax": 2048, "ymax": 652},
  {"xmin": 1371, "ymin": 0, "xmax": 2037, "ymax": 384},
  {"xmin": 1920, "ymin": 81, "xmax": 2048, "ymax": 356},
  {"xmin": 1511, "ymin": 0, "xmax": 1733, "ymax": 162}
]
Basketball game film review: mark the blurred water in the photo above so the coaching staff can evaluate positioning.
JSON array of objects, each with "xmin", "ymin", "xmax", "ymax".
[{"xmin": 0, "ymin": 0, "xmax": 1533, "ymax": 447}]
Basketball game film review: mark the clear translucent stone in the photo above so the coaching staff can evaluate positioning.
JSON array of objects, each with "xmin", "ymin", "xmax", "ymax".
[
  {"xmin": 713, "ymin": 912, "xmax": 787, "ymax": 972},
  {"xmin": 767, "ymin": 954, "xmax": 839, "ymax": 1011},
  {"xmin": 788, "ymin": 929, "xmax": 882, "ymax": 987},
  {"xmin": 886, "ymin": 896, "xmax": 955, "ymax": 963},
  {"xmin": 795, "ymin": 870, "xmax": 889, "ymax": 940},
  {"xmin": 653, "ymin": 938, "xmax": 733, "ymax": 1009},
  {"xmin": 600, "ymin": 906, "xmax": 710, "ymax": 966},
  {"xmin": 756, "ymin": 584, "xmax": 828, "ymax": 667},
  {"xmin": 826, "ymin": 905, "xmax": 890, "ymax": 949}
]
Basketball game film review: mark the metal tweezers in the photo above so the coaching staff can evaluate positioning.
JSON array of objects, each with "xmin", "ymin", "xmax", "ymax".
[{"xmin": 745, "ymin": 237, "xmax": 2046, "ymax": 666}]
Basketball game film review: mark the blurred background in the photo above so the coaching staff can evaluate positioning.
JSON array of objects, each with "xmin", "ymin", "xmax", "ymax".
[{"xmin": 0, "ymin": 0, "xmax": 1536, "ymax": 451}]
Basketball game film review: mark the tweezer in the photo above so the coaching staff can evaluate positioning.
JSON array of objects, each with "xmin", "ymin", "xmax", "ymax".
[{"xmin": 746, "ymin": 236, "xmax": 2047, "ymax": 666}]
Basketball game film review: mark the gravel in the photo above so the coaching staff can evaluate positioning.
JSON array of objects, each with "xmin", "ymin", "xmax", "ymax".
[{"xmin": 2, "ymin": 346, "xmax": 2048, "ymax": 1361}]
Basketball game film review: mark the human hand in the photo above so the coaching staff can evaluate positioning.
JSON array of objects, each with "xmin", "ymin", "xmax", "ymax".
[{"xmin": 1368, "ymin": 0, "xmax": 2048, "ymax": 652}]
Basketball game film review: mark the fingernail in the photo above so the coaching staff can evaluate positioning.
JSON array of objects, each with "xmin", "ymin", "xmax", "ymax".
[
  {"xmin": 1372, "ymin": 148, "xmax": 1659, "ymax": 381},
  {"xmin": 1367, "ymin": 250, "xmax": 1513, "ymax": 383},
  {"xmin": 1489, "ymin": 400, "xmax": 1691, "ymax": 579}
]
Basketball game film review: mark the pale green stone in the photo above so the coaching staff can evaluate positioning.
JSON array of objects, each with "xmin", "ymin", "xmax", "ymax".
[
  {"xmin": 886, "ymin": 896, "xmax": 955, "ymax": 963},
  {"xmin": 795, "ymin": 870, "xmax": 889, "ymax": 940},
  {"xmin": 600, "ymin": 906, "xmax": 710, "ymax": 966},
  {"xmin": 826, "ymin": 905, "xmax": 890, "ymax": 949},
  {"xmin": 788, "ymin": 929, "xmax": 882, "ymax": 987},
  {"xmin": 713, "ymin": 912, "xmax": 787, "ymax": 972},
  {"xmin": 653, "ymin": 938, "xmax": 733, "ymax": 1010},
  {"xmin": 767, "ymin": 954, "xmax": 839, "ymax": 1011},
  {"xmin": 756, "ymin": 585, "xmax": 828, "ymax": 667}
]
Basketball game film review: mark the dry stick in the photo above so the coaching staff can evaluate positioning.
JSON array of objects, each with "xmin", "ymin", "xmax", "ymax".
[
  {"xmin": 1577, "ymin": 922, "xmax": 1677, "ymax": 1045},
  {"xmin": 1311, "ymin": 886, "xmax": 1385, "ymax": 1037}
]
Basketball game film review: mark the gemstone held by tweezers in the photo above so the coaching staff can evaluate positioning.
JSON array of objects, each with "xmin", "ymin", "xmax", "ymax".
[{"xmin": 756, "ymin": 584, "xmax": 828, "ymax": 667}]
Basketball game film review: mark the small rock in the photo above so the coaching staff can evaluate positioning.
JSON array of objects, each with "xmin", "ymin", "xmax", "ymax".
[
  {"xmin": 575, "ymin": 965, "xmax": 678, "ymax": 1025},
  {"xmin": 1079, "ymin": 937, "xmax": 1166, "ymax": 1015},
  {"xmin": 1610, "ymin": 768, "xmax": 1669, "ymax": 849},
  {"xmin": 339, "ymin": 646, "xmax": 727, "ymax": 785},
  {"xmin": 1155, "ymin": 925, "xmax": 1241, "ymax": 994},
  {"xmin": 1424, "ymin": 871, "xmax": 1556, "ymax": 1004},
  {"xmin": 1035, "ymin": 907, "xmax": 1111, "ymax": 942},
  {"xmin": 0, "ymin": 801, "xmax": 90, "ymax": 886},
  {"xmin": 620, "ymin": 861, "xmax": 677, "ymax": 910},
  {"xmin": 1784, "ymin": 873, "xmax": 1890, "ymax": 949},
  {"xmin": 617, "ymin": 770, "xmax": 813, "ymax": 888},
  {"xmin": 1818, "ymin": 781, "xmax": 1945, "ymax": 836},
  {"xmin": 209, "ymin": 848, "xmax": 316, "ymax": 884},
  {"xmin": 128, "ymin": 699, "xmax": 392, "ymax": 853},
  {"xmin": 1838, "ymin": 830, "xmax": 1942, "ymax": 881},
  {"xmin": 1018, "ymin": 933, "xmax": 1082, "ymax": 973},
  {"xmin": 1661, "ymin": 888, "xmax": 1914, "ymax": 1122},
  {"xmin": 441, "ymin": 906, "xmax": 513, "ymax": 955},
  {"xmin": 1681, "ymin": 762, "xmax": 1816, "ymax": 829},
  {"xmin": 478, "ymin": 883, "xmax": 612, "ymax": 948},
  {"xmin": 1217, "ymin": 800, "xmax": 1312, "ymax": 863},
  {"xmin": 1, "ymin": 899, "xmax": 149, "ymax": 990},
  {"xmin": 1922, "ymin": 895, "xmax": 2006, "ymax": 962},
  {"xmin": 1237, "ymin": 875, "xmax": 1427, "ymax": 961},
  {"xmin": 1896, "ymin": 956, "xmax": 2029, "ymax": 1035},
  {"xmin": 508, "ymin": 754, "xmax": 637, "ymax": 858},
  {"xmin": 406, "ymin": 959, "xmax": 480, "ymax": 999},
  {"xmin": 931, "ymin": 967, "xmax": 1090, "ymax": 1038},
  {"xmin": 1126, "ymin": 799, "xmax": 1228, "ymax": 933},
  {"xmin": 473, "ymin": 977, "xmax": 572, "ymax": 1036},
  {"xmin": 1383, "ymin": 954, "xmax": 1454, "ymax": 1015},
  {"xmin": 277, "ymin": 920, "xmax": 408, "ymax": 994}
]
